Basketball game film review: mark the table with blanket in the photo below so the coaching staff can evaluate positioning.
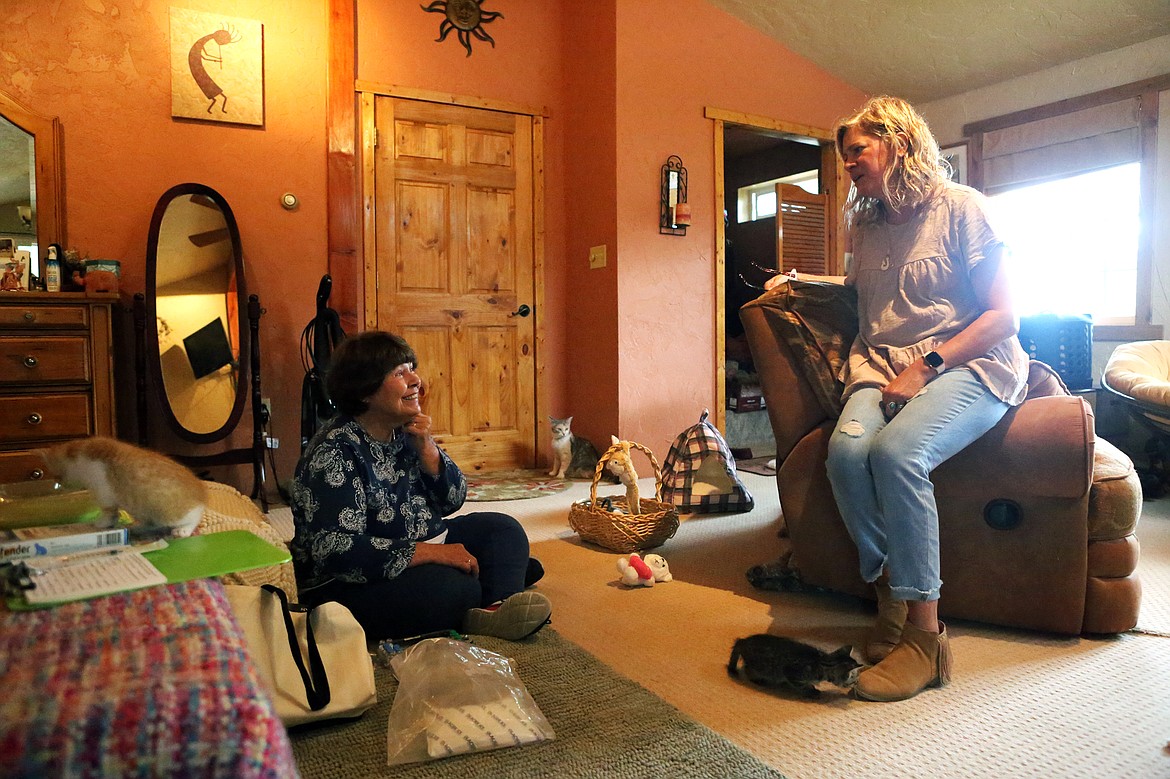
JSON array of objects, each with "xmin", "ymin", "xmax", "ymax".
[{"xmin": 0, "ymin": 577, "xmax": 296, "ymax": 777}]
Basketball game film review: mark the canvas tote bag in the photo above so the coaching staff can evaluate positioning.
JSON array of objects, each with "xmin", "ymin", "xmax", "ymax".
[{"xmin": 225, "ymin": 584, "xmax": 377, "ymax": 727}]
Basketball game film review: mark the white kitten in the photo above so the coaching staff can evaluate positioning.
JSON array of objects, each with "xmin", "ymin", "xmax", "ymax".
[{"xmin": 41, "ymin": 437, "xmax": 206, "ymax": 538}]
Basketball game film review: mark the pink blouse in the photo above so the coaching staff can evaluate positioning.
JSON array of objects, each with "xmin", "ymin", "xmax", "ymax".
[{"xmin": 842, "ymin": 182, "xmax": 1030, "ymax": 406}]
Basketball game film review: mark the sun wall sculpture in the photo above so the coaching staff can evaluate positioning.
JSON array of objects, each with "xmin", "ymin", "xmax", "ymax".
[{"xmin": 421, "ymin": 0, "xmax": 503, "ymax": 57}]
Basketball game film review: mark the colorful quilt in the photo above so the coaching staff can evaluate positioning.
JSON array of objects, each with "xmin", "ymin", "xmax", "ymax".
[{"xmin": 0, "ymin": 579, "xmax": 297, "ymax": 778}]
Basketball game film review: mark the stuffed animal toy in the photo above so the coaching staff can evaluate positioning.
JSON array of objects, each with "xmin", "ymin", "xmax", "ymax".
[{"xmin": 616, "ymin": 552, "xmax": 673, "ymax": 587}]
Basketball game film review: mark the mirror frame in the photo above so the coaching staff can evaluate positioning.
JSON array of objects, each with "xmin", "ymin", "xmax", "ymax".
[
  {"xmin": 144, "ymin": 182, "xmax": 248, "ymax": 444},
  {"xmin": 0, "ymin": 88, "xmax": 65, "ymax": 249}
]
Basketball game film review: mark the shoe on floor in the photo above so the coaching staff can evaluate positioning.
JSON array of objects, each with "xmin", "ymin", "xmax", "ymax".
[{"xmin": 463, "ymin": 591, "xmax": 552, "ymax": 640}]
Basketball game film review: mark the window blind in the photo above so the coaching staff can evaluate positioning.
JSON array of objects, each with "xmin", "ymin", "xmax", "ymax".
[{"xmin": 981, "ymin": 98, "xmax": 1141, "ymax": 194}]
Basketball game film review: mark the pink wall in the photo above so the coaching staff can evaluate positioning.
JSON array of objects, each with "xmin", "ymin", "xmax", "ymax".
[
  {"xmin": 2, "ymin": 0, "xmax": 328, "ymax": 488},
  {"xmin": 611, "ymin": 0, "xmax": 865, "ymax": 452},
  {"xmin": 3, "ymin": 0, "xmax": 864, "ymax": 490}
]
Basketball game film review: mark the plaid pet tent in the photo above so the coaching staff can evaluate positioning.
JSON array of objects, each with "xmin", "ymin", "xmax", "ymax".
[{"xmin": 660, "ymin": 410, "xmax": 754, "ymax": 513}]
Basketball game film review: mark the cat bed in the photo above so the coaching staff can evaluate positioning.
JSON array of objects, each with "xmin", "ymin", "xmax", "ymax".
[
  {"xmin": 568, "ymin": 441, "xmax": 679, "ymax": 553},
  {"xmin": 661, "ymin": 410, "xmax": 755, "ymax": 514},
  {"xmin": 196, "ymin": 482, "xmax": 298, "ymax": 600}
]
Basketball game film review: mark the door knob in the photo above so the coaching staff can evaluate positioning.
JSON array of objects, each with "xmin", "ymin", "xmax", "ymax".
[{"xmin": 510, "ymin": 304, "xmax": 531, "ymax": 318}]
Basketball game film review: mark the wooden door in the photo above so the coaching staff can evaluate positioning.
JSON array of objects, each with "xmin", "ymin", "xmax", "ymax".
[
  {"xmin": 774, "ymin": 183, "xmax": 830, "ymax": 275},
  {"xmin": 371, "ymin": 97, "xmax": 536, "ymax": 472}
]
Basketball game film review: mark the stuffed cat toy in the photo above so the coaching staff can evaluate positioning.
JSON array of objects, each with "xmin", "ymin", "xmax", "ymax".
[
  {"xmin": 727, "ymin": 634, "xmax": 860, "ymax": 698},
  {"xmin": 41, "ymin": 437, "xmax": 207, "ymax": 539},
  {"xmin": 548, "ymin": 416, "xmax": 615, "ymax": 481}
]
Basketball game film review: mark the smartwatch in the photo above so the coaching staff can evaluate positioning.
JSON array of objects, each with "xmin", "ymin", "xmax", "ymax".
[{"xmin": 924, "ymin": 351, "xmax": 946, "ymax": 373}]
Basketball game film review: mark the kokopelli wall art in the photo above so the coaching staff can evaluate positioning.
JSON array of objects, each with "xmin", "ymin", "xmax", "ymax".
[{"xmin": 170, "ymin": 8, "xmax": 264, "ymax": 126}]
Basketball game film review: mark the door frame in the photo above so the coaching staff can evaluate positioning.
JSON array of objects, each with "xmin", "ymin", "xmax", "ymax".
[
  {"xmin": 356, "ymin": 81, "xmax": 550, "ymax": 467},
  {"xmin": 705, "ymin": 106, "xmax": 847, "ymax": 432}
]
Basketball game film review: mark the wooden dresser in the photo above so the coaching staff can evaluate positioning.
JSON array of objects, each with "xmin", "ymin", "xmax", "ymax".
[{"xmin": 0, "ymin": 292, "xmax": 117, "ymax": 483}]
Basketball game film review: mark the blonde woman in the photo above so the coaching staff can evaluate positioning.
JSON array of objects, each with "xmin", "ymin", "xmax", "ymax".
[{"xmin": 770, "ymin": 96, "xmax": 1029, "ymax": 701}]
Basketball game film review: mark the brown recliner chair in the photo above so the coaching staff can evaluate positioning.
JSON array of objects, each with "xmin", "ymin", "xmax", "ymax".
[{"xmin": 739, "ymin": 282, "xmax": 1142, "ymax": 635}]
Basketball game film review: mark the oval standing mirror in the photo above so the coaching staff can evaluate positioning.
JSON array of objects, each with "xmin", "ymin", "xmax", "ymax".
[{"xmin": 144, "ymin": 183, "xmax": 247, "ymax": 442}]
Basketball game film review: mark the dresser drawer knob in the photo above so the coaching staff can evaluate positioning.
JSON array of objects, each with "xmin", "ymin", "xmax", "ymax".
[
  {"xmin": 22, "ymin": 311, "xmax": 35, "ymax": 322},
  {"xmin": 26, "ymin": 412, "xmax": 42, "ymax": 426},
  {"xmin": 29, "ymin": 469, "xmax": 44, "ymax": 481},
  {"xmin": 23, "ymin": 355, "xmax": 38, "ymax": 368}
]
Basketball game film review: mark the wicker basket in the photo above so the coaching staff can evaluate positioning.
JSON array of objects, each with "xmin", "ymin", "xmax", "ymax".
[{"xmin": 567, "ymin": 440, "xmax": 680, "ymax": 553}]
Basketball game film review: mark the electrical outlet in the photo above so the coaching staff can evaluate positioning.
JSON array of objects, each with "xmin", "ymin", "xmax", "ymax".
[
  {"xmin": 265, "ymin": 436, "xmax": 280, "ymax": 449},
  {"xmin": 588, "ymin": 245, "xmax": 607, "ymax": 269}
]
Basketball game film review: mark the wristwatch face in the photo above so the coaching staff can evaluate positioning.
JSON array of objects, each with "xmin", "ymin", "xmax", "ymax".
[{"xmin": 925, "ymin": 351, "xmax": 944, "ymax": 370}]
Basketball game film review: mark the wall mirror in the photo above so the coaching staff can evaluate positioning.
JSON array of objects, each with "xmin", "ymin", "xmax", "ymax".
[
  {"xmin": 0, "ymin": 88, "xmax": 64, "ymax": 273},
  {"xmin": 134, "ymin": 183, "xmax": 268, "ymax": 508}
]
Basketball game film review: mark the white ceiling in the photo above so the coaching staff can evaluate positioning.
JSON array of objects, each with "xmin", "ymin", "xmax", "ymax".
[{"xmin": 706, "ymin": 0, "xmax": 1170, "ymax": 103}]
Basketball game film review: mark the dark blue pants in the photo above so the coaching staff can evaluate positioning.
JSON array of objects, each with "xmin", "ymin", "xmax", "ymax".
[{"xmin": 306, "ymin": 511, "xmax": 530, "ymax": 641}]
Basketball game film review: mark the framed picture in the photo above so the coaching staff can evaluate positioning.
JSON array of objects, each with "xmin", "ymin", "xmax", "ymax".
[
  {"xmin": 170, "ymin": 9, "xmax": 265, "ymax": 126},
  {"xmin": 1, "ymin": 250, "xmax": 29, "ymax": 292},
  {"xmin": 941, "ymin": 142, "xmax": 969, "ymax": 186}
]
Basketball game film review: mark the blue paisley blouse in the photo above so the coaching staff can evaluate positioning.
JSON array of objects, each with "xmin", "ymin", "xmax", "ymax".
[{"xmin": 290, "ymin": 416, "xmax": 468, "ymax": 588}]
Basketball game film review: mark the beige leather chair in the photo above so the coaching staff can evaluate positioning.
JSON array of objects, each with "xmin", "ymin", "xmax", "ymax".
[{"xmin": 740, "ymin": 282, "xmax": 1142, "ymax": 635}]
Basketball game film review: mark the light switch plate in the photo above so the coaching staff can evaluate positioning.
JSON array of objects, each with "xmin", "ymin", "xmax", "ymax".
[{"xmin": 589, "ymin": 245, "xmax": 607, "ymax": 269}]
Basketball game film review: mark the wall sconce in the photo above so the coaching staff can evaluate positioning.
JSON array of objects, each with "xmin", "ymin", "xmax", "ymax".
[
  {"xmin": 660, "ymin": 155, "xmax": 688, "ymax": 235},
  {"xmin": 16, "ymin": 205, "xmax": 31, "ymax": 228}
]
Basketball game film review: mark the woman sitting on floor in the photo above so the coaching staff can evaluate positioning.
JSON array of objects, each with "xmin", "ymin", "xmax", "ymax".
[{"xmin": 290, "ymin": 330, "xmax": 550, "ymax": 641}]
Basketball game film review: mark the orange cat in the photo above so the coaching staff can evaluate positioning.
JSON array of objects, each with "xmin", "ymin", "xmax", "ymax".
[{"xmin": 41, "ymin": 437, "xmax": 206, "ymax": 538}]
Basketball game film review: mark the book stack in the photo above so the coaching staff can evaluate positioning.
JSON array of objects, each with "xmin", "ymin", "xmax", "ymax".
[{"xmin": 0, "ymin": 521, "xmax": 129, "ymax": 563}]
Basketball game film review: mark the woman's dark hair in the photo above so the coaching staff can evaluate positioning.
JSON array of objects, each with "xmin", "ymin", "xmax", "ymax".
[{"xmin": 326, "ymin": 331, "xmax": 417, "ymax": 416}]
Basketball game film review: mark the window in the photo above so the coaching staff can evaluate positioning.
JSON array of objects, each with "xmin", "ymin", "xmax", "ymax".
[
  {"xmin": 988, "ymin": 162, "xmax": 1140, "ymax": 323},
  {"xmin": 736, "ymin": 170, "xmax": 818, "ymax": 223},
  {"xmin": 963, "ymin": 76, "xmax": 1166, "ymax": 338}
]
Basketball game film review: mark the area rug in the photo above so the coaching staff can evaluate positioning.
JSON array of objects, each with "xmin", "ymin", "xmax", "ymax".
[
  {"xmin": 289, "ymin": 629, "xmax": 785, "ymax": 779},
  {"xmin": 465, "ymin": 469, "xmax": 572, "ymax": 502}
]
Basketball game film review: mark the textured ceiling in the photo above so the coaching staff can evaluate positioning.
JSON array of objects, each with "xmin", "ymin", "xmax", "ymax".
[{"xmin": 705, "ymin": 0, "xmax": 1170, "ymax": 103}]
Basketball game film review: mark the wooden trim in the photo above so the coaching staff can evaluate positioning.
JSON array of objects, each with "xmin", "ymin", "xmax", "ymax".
[
  {"xmin": 1095, "ymin": 324, "xmax": 1164, "ymax": 342},
  {"xmin": 705, "ymin": 106, "xmax": 834, "ymax": 141},
  {"xmin": 327, "ymin": 0, "xmax": 360, "ymax": 332},
  {"xmin": 713, "ymin": 118, "xmax": 726, "ymax": 433},
  {"xmin": 355, "ymin": 80, "xmax": 549, "ymax": 118},
  {"xmin": 1136, "ymin": 89, "xmax": 1159, "ymax": 327},
  {"xmin": 962, "ymin": 73, "xmax": 1170, "ymax": 136},
  {"xmin": 532, "ymin": 115, "xmax": 549, "ymax": 466},
  {"xmin": 360, "ymin": 91, "xmax": 378, "ymax": 329}
]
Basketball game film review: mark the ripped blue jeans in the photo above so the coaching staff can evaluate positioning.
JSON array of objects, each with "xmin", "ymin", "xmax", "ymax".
[{"xmin": 825, "ymin": 369, "xmax": 1010, "ymax": 602}]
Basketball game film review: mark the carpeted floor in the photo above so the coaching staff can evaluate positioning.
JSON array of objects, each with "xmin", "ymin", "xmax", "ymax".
[
  {"xmin": 446, "ymin": 471, "xmax": 1170, "ymax": 779},
  {"xmin": 269, "ymin": 470, "xmax": 1170, "ymax": 778},
  {"xmin": 289, "ymin": 629, "xmax": 783, "ymax": 778}
]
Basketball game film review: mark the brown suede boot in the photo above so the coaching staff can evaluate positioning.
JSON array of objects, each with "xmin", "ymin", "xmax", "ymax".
[
  {"xmin": 866, "ymin": 574, "xmax": 908, "ymax": 664},
  {"xmin": 855, "ymin": 621, "xmax": 952, "ymax": 702}
]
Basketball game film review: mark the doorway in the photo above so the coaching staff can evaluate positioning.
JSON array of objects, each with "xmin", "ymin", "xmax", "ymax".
[{"xmin": 713, "ymin": 116, "xmax": 844, "ymax": 459}]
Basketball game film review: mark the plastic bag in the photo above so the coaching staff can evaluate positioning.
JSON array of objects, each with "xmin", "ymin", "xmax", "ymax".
[{"xmin": 386, "ymin": 637, "xmax": 555, "ymax": 765}]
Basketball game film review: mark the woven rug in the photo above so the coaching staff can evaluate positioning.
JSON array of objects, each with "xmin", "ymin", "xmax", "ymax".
[
  {"xmin": 289, "ymin": 629, "xmax": 785, "ymax": 778},
  {"xmin": 465, "ymin": 469, "xmax": 572, "ymax": 502}
]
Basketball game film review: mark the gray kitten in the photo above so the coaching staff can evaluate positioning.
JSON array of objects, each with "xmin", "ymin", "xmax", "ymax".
[
  {"xmin": 548, "ymin": 416, "xmax": 615, "ymax": 481},
  {"xmin": 728, "ymin": 634, "xmax": 861, "ymax": 697},
  {"xmin": 41, "ymin": 437, "xmax": 206, "ymax": 538}
]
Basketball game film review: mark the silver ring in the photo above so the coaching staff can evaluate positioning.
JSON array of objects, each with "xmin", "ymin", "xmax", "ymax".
[{"xmin": 887, "ymin": 401, "xmax": 898, "ymax": 411}]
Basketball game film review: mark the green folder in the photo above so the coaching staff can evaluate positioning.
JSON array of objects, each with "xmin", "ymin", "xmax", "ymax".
[{"xmin": 144, "ymin": 530, "xmax": 291, "ymax": 583}]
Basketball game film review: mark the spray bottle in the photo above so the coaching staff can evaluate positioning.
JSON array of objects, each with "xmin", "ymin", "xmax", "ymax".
[{"xmin": 45, "ymin": 244, "xmax": 61, "ymax": 292}]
